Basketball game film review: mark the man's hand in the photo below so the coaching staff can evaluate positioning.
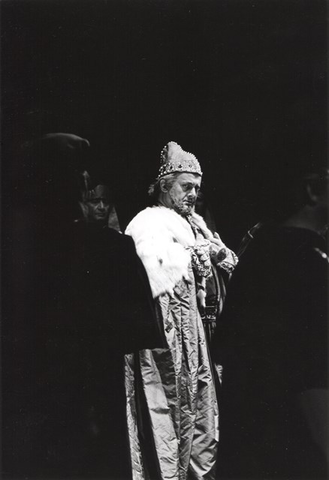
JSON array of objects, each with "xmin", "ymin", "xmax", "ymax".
[{"xmin": 209, "ymin": 233, "xmax": 228, "ymax": 263}]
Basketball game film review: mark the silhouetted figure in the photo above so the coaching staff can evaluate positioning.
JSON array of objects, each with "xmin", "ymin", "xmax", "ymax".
[
  {"xmin": 3, "ymin": 133, "xmax": 162, "ymax": 479},
  {"xmin": 212, "ymin": 167, "xmax": 328, "ymax": 479}
]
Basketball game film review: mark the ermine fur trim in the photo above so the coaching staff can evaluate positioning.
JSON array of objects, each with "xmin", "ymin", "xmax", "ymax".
[{"xmin": 125, "ymin": 207, "xmax": 212, "ymax": 298}]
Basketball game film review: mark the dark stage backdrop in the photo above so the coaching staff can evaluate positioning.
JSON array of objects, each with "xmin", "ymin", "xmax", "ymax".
[
  {"xmin": 2, "ymin": 0, "xmax": 327, "ymax": 246},
  {"xmin": 0, "ymin": 2, "xmax": 327, "ymax": 477}
]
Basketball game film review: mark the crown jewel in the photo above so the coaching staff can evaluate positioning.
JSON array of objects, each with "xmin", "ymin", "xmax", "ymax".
[{"xmin": 157, "ymin": 141, "xmax": 202, "ymax": 179}]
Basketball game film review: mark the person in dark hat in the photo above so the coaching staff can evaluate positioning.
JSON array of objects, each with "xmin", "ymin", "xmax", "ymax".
[
  {"xmin": 78, "ymin": 170, "xmax": 121, "ymax": 231},
  {"xmin": 3, "ymin": 133, "xmax": 163, "ymax": 479},
  {"xmin": 80, "ymin": 183, "xmax": 112, "ymax": 224},
  {"xmin": 211, "ymin": 166, "xmax": 328, "ymax": 479}
]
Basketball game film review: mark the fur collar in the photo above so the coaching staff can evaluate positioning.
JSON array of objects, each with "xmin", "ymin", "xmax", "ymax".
[{"xmin": 126, "ymin": 207, "xmax": 206, "ymax": 298}]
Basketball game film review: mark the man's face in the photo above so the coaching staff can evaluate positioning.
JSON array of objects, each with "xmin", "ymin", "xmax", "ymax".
[
  {"xmin": 83, "ymin": 185, "xmax": 111, "ymax": 224},
  {"xmin": 166, "ymin": 173, "xmax": 202, "ymax": 216}
]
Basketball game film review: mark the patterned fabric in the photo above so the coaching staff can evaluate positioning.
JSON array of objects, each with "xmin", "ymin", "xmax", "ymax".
[
  {"xmin": 125, "ymin": 207, "xmax": 225, "ymax": 480},
  {"xmin": 189, "ymin": 240, "xmax": 212, "ymax": 278},
  {"xmin": 125, "ymin": 270, "xmax": 219, "ymax": 480}
]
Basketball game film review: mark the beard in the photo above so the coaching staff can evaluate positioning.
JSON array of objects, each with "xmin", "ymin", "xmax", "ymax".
[{"xmin": 169, "ymin": 192, "xmax": 195, "ymax": 216}]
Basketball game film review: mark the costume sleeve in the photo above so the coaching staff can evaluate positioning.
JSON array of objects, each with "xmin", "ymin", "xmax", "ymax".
[
  {"xmin": 270, "ymin": 244, "xmax": 328, "ymax": 394},
  {"xmin": 118, "ymin": 234, "xmax": 166, "ymax": 353}
]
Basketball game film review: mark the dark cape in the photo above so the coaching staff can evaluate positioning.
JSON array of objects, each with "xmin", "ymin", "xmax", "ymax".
[
  {"xmin": 211, "ymin": 223, "xmax": 328, "ymax": 479},
  {"xmin": 3, "ymin": 221, "xmax": 164, "ymax": 479}
]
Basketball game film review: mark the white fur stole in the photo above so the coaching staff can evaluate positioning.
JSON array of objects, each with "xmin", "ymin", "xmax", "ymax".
[{"xmin": 125, "ymin": 207, "xmax": 202, "ymax": 298}]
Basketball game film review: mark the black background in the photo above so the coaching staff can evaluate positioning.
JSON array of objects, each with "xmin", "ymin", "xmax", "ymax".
[{"xmin": 2, "ymin": 0, "xmax": 327, "ymax": 247}]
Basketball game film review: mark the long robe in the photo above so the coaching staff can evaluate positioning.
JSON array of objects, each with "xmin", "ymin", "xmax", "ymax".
[
  {"xmin": 3, "ymin": 222, "xmax": 163, "ymax": 479},
  {"xmin": 125, "ymin": 207, "xmax": 221, "ymax": 480},
  {"xmin": 212, "ymin": 224, "xmax": 328, "ymax": 479}
]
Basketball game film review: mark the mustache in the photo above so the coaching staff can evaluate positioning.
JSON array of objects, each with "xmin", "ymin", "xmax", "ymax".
[{"xmin": 169, "ymin": 193, "xmax": 195, "ymax": 216}]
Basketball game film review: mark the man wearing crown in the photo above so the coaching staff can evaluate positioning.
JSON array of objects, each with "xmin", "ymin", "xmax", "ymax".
[{"xmin": 125, "ymin": 142, "xmax": 238, "ymax": 480}]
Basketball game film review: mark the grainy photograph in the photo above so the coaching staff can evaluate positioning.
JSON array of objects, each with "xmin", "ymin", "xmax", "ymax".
[{"xmin": 1, "ymin": 1, "xmax": 327, "ymax": 479}]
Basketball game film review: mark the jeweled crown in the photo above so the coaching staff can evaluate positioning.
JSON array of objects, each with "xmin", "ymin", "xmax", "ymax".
[{"xmin": 157, "ymin": 141, "xmax": 202, "ymax": 179}]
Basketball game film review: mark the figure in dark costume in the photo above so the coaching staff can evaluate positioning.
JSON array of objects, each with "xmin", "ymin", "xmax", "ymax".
[
  {"xmin": 212, "ymin": 167, "xmax": 328, "ymax": 479},
  {"xmin": 3, "ymin": 133, "xmax": 163, "ymax": 479}
]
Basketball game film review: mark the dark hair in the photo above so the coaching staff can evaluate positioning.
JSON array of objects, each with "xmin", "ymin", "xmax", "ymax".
[
  {"xmin": 303, "ymin": 168, "xmax": 329, "ymax": 198},
  {"xmin": 266, "ymin": 166, "xmax": 329, "ymax": 222}
]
